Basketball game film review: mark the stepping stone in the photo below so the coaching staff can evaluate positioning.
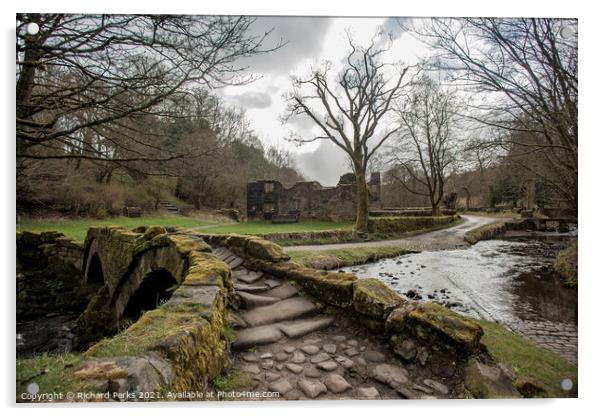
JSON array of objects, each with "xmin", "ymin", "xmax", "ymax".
[
  {"xmin": 284, "ymin": 346, "xmax": 296, "ymax": 353},
  {"xmin": 304, "ymin": 338, "xmax": 320, "ymax": 344},
  {"xmin": 344, "ymin": 347, "xmax": 359, "ymax": 357},
  {"xmin": 228, "ymin": 313, "xmax": 247, "ymax": 329},
  {"xmin": 268, "ymin": 379, "xmax": 294, "ymax": 395},
  {"xmin": 261, "ymin": 360, "xmax": 274, "ymax": 370},
  {"xmin": 260, "ymin": 352, "xmax": 273, "ymax": 359},
  {"xmin": 265, "ymin": 372, "xmax": 281, "ymax": 382},
  {"xmin": 310, "ymin": 352, "xmax": 331, "ymax": 364},
  {"xmin": 242, "ymin": 352, "xmax": 259, "ymax": 362},
  {"xmin": 264, "ymin": 279, "xmax": 281, "ymax": 289},
  {"xmin": 323, "ymin": 344, "xmax": 337, "ymax": 354},
  {"xmin": 317, "ymin": 361, "xmax": 338, "ymax": 372},
  {"xmin": 412, "ymin": 384, "xmax": 433, "ymax": 394},
  {"xmin": 238, "ymin": 291, "xmax": 281, "ymax": 308},
  {"xmin": 285, "ymin": 363, "xmax": 304, "ymax": 374},
  {"xmin": 355, "ymin": 357, "xmax": 367, "ymax": 367},
  {"xmin": 275, "ymin": 351, "xmax": 289, "ymax": 362},
  {"xmin": 323, "ymin": 374, "xmax": 352, "ymax": 393},
  {"xmin": 300, "ymin": 345, "xmax": 320, "ymax": 355},
  {"xmin": 235, "ymin": 271, "xmax": 263, "ymax": 284},
  {"xmin": 264, "ymin": 283, "xmax": 299, "ymax": 299},
  {"xmin": 291, "ymin": 351, "xmax": 306, "ymax": 364},
  {"xmin": 233, "ymin": 325, "xmax": 283, "ymax": 349},
  {"xmin": 297, "ymin": 379, "xmax": 327, "ymax": 399},
  {"xmin": 358, "ymin": 387, "xmax": 380, "ymax": 400},
  {"xmin": 227, "ymin": 257, "xmax": 244, "ymax": 268},
  {"xmin": 364, "ymin": 350, "xmax": 385, "ymax": 363},
  {"xmin": 234, "ymin": 283, "xmax": 269, "ymax": 293},
  {"xmin": 242, "ymin": 364, "xmax": 261, "ymax": 375},
  {"xmin": 304, "ymin": 367, "xmax": 322, "ymax": 378},
  {"xmin": 347, "ymin": 340, "xmax": 359, "ymax": 347},
  {"xmin": 334, "ymin": 356, "xmax": 354, "ymax": 369},
  {"xmin": 333, "ymin": 335, "xmax": 346, "ymax": 342},
  {"xmin": 423, "ymin": 379, "xmax": 449, "ymax": 395},
  {"xmin": 278, "ymin": 316, "xmax": 334, "ymax": 338},
  {"xmin": 276, "ymin": 364, "xmax": 283, "ymax": 371},
  {"xmin": 242, "ymin": 298, "xmax": 319, "ymax": 327},
  {"xmin": 373, "ymin": 364, "xmax": 409, "ymax": 389}
]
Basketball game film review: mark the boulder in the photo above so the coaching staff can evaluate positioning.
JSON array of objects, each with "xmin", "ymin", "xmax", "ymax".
[
  {"xmin": 352, "ymin": 278, "xmax": 403, "ymax": 320},
  {"xmin": 464, "ymin": 359, "xmax": 521, "ymax": 399}
]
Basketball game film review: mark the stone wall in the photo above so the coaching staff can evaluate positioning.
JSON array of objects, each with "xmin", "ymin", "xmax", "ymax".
[
  {"xmin": 16, "ymin": 231, "xmax": 88, "ymax": 320},
  {"xmin": 367, "ymin": 215, "xmax": 459, "ymax": 235},
  {"xmin": 204, "ymin": 233, "xmax": 518, "ymax": 398}
]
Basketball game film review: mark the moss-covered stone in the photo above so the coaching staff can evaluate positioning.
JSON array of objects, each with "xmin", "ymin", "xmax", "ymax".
[
  {"xmin": 464, "ymin": 222, "xmax": 507, "ymax": 245},
  {"xmin": 367, "ymin": 216, "xmax": 457, "ymax": 234},
  {"xmin": 287, "ymin": 266, "xmax": 357, "ymax": 308},
  {"xmin": 74, "ymin": 286, "xmax": 116, "ymax": 350},
  {"xmin": 406, "ymin": 302, "xmax": 484, "ymax": 352},
  {"xmin": 183, "ymin": 251, "xmax": 232, "ymax": 292},
  {"xmin": 352, "ymin": 278, "xmax": 403, "ymax": 320},
  {"xmin": 384, "ymin": 302, "xmax": 419, "ymax": 332},
  {"xmin": 168, "ymin": 234, "xmax": 211, "ymax": 255}
]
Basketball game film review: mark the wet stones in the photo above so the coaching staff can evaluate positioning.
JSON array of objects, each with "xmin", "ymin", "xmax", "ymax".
[
  {"xmin": 301, "ymin": 345, "xmax": 320, "ymax": 355},
  {"xmin": 423, "ymin": 379, "xmax": 449, "ymax": 395},
  {"xmin": 310, "ymin": 352, "xmax": 330, "ymax": 364},
  {"xmin": 373, "ymin": 364, "xmax": 409, "ymax": 388},
  {"xmin": 316, "ymin": 361, "xmax": 338, "ymax": 372},
  {"xmin": 268, "ymin": 379, "xmax": 294, "ymax": 395},
  {"xmin": 358, "ymin": 387, "xmax": 380, "ymax": 399},
  {"xmin": 291, "ymin": 351, "xmax": 306, "ymax": 364},
  {"xmin": 364, "ymin": 350, "xmax": 385, "ymax": 363},
  {"xmin": 297, "ymin": 379, "xmax": 327, "ymax": 398},
  {"xmin": 323, "ymin": 343, "xmax": 337, "ymax": 354},
  {"xmin": 304, "ymin": 367, "xmax": 322, "ymax": 378},
  {"xmin": 323, "ymin": 374, "xmax": 352, "ymax": 393},
  {"xmin": 285, "ymin": 363, "xmax": 304, "ymax": 374}
]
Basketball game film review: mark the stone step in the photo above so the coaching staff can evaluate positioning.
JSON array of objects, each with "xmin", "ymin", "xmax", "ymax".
[
  {"xmin": 238, "ymin": 291, "xmax": 281, "ymax": 308},
  {"xmin": 242, "ymin": 297, "xmax": 320, "ymax": 327},
  {"xmin": 226, "ymin": 256, "xmax": 244, "ymax": 269},
  {"xmin": 234, "ymin": 282, "xmax": 269, "ymax": 293},
  {"xmin": 277, "ymin": 315, "xmax": 335, "ymax": 338},
  {"xmin": 233, "ymin": 324, "xmax": 283, "ymax": 350},
  {"xmin": 234, "ymin": 270, "xmax": 263, "ymax": 284},
  {"xmin": 264, "ymin": 282, "xmax": 299, "ymax": 299}
]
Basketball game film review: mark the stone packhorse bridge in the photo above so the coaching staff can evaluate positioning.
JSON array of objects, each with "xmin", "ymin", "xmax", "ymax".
[{"xmin": 18, "ymin": 226, "xmax": 526, "ymax": 400}]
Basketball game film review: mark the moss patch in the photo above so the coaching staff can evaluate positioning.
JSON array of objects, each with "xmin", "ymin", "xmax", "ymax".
[
  {"xmin": 554, "ymin": 240, "xmax": 578, "ymax": 288},
  {"xmin": 184, "ymin": 251, "xmax": 231, "ymax": 290},
  {"xmin": 85, "ymin": 308, "xmax": 205, "ymax": 358},
  {"xmin": 367, "ymin": 215, "xmax": 457, "ymax": 234},
  {"xmin": 352, "ymin": 278, "xmax": 403, "ymax": 320},
  {"xmin": 464, "ymin": 222, "xmax": 507, "ymax": 245},
  {"xmin": 406, "ymin": 302, "xmax": 484, "ymax": 352},
  {"xmin": 288, "ymin": 246, "xmax": 414, "ymax": 270},
  {"xmin": 212, "ymin": 369, "xmax": 252, "ymax": 392},
  {"xmin": 478, "ymin": 319, "xmax": 577, "ymax": 397},
  {"xmin": 16, "ymin": 353, "xmax": 87, "ymax": 401}
]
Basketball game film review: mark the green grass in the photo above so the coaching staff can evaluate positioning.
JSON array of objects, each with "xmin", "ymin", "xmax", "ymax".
[
  {"xmin": 478, "ymin": 319, "xmax": 577, "ymax": 397},
  {"xmin": 289, "ymin": 246, "xmax": 414, "ymax": 269},
  {"xmin": 16, "ymin": 353, "xmax": 86, "ymax": 400},
  {"xmin": 212, "ymin": 369, "xmax": 252, "ymax": 392},
  {"xmin": 17, "ymin": 215, "xmax": 212, "ymax": 242},
  {"xmin": 205, "ymin": 220, "xmax": 354, "ymax": 235}
]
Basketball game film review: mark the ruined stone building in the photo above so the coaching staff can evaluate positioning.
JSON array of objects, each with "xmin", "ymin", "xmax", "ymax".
[{"xmin": 246, "ymin": 173, "xmax": 381, "ymax": 222}]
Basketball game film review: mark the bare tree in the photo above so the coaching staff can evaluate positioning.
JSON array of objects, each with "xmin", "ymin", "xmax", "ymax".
[
  {"xmin": 413, "ymin": 18, "xmax": 578, "ymax": 210},
  {"xmin": 284, "ymin": 33, "xmax": 409, "ymax": 232},
  {"xmin": 389, "ymin": 76, "xmax": 459, "ymax": 216},
  {"xmin": 16, "ymin": 14, "xmax": 279, "ymax": 164}
]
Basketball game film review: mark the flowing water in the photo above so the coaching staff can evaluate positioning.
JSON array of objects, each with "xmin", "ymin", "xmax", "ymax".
[{"xmin": 342, "ymin": 238, "xmax": 578, "ymax": 362}]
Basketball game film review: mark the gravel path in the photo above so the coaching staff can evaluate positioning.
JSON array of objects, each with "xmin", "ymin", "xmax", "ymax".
[{"xmin": 285, "ymin": 215, "xmax": 499, "ymax": 252}]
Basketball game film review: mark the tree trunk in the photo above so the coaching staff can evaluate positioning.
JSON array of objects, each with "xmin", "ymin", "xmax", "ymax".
[
  {"xmin": 355, "ymin": 171, "xmax": 369, "ymax": 233},
  {"xmin": 431, "ymin": 202, "xmax": 441, "ymax": 216}
]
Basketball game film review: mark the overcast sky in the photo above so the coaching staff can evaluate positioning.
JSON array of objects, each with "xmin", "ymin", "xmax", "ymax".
[{"xmin": 216, "ymin": 17, "xmax": 428, "ymax": 186}]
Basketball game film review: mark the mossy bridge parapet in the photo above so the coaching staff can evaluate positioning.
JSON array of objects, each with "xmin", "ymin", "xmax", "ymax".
[{"xmin": 17, "ymin": 226, "xmax": 519, "ymax": 400}]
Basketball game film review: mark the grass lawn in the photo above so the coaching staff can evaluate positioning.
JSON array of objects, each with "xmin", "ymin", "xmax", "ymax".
[
  {"xmin": 204, "ymin": 220, "xmax": 354, "ymax": 235},
  {"xmin": 478, "ymin": 319, "xmax": 577, "ymax": 397},
  {"xmin": 17, "ymin": 215, "xmax": 213, "ymax": 242}
]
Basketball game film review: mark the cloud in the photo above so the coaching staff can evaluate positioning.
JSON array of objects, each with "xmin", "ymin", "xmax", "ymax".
[
  {"xmin": 227, "ymin": 91, "xmax": 273, "ymax": 109},
  {"xmin": 239, "ymin": 16, "xmax": 334, "ymax": 75},
  {"xmin": 295, "ymin": 140, "xmax": 352, "ymax": 186}
]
